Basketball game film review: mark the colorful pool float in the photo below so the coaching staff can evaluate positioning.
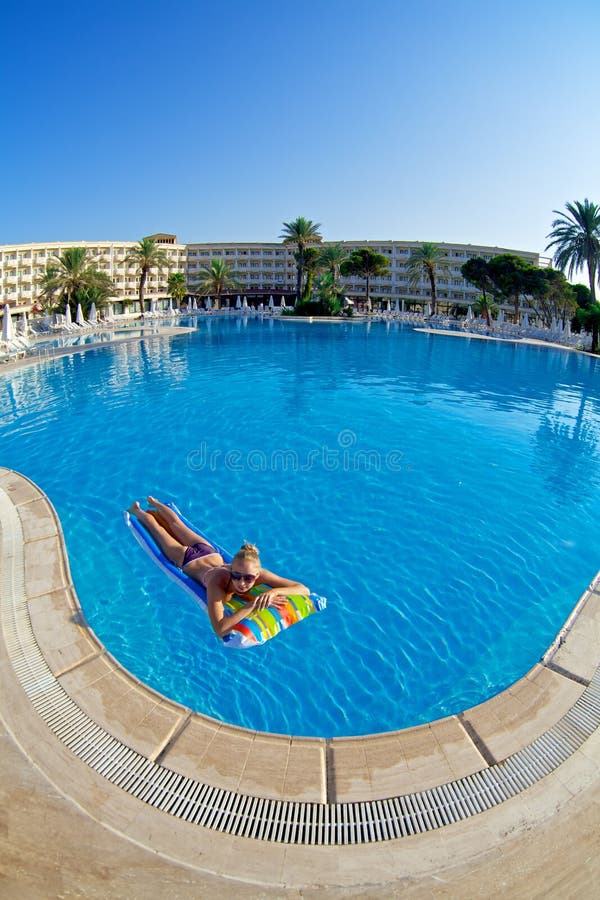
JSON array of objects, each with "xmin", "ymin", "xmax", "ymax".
[{"xmin": 124, "ymin": 503, "xmax": 326, "ymax": 649}]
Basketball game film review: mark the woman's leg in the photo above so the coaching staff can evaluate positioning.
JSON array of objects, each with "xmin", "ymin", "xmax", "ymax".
[
  {"xmin": 128, "ymin": 502, "xmax": 187, "ymax": 567},
  {"xmin": 146, "ymin": 496, "xmax": 214, "ymax": 548}
]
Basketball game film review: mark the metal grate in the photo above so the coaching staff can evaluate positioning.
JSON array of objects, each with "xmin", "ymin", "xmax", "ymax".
[{"xmin": 2, "ymin": 485, "xmax": 600, "ymax": 845}]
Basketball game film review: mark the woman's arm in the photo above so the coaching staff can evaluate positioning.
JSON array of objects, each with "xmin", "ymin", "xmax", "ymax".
[
  {"xmin": 255, "ymin": 567, "xmax": 310, "ymax": 600},
  {"xmin": 207, "ymin": 582, "xmax": 267, "ymax": 638}
]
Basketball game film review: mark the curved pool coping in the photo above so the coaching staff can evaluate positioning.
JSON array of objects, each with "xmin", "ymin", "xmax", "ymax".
[{"xmin": 2, "ymin": 466, "xmax": 600, "ymax": 889}]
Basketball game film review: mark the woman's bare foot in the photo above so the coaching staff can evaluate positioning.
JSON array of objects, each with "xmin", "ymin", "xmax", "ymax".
[
  {"xmin": 128, "ymin": 501, "xmax": 143, "ymax": 518},
  {"xmin": 147, "ymin": 496, "xmax": 175, "ymax": 518}
]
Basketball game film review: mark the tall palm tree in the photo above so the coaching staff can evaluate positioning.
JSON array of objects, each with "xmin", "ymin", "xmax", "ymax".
[
  {"xmin": 546, "ymin": 199, "xmax": 600, "ymax": 301},
  {"xmin": 167, "ymin": 272, "xmax": 187, "ymax": 309},
  {"xmin": 406, "ymin": 242, "xmax": 449, "ymax": 316},
  {"xmin": 297, "ymin": 247, "xmax": 323, "ymax": 300},
  {"xmin": 318, "ymin": 243, "xmax": 349, "ymax": 289},
  {"xmin": 125, "ymin": 237, "xmax": 170, "ymax": 314},
  {"xmin": 280, "ymin": 217, "xmax": 322, "ymax": 303},
  {"xmin": 36, "ymin": 247, "xmax": 111, "ymax": 311},
  {"xmin": 194, "ymin": 259, "xmax": 241, "ymax": 308}
]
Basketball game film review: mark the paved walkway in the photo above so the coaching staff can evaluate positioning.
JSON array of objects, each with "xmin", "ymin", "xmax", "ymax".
[{"xmin": 2, "ymin": 714, "xmax": 599, "ymax": 899}]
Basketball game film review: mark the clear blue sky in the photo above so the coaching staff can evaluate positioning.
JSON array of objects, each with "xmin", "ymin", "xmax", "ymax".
[{"xmin": 3, "ymin": 0, "xmax": 599, "ymax": 259}]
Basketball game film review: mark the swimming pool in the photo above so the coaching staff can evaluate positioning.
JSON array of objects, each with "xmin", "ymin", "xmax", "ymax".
[{"xmin": 2, "ymin": 318, "xmax": 600, "ymax": 736}]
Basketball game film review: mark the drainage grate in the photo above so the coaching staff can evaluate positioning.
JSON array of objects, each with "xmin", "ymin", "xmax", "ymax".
[{"xmin": 2, "ymin": 485, "xmax": 600, "ymax": 845}]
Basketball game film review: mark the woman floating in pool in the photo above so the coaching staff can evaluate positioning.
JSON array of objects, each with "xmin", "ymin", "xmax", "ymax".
[{"xmin": 128, "ymin": 497, "xmax": 310, "ymax": 638}]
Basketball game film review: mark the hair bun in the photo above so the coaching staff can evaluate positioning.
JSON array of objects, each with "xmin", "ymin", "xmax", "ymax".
[{"xmin": 239, "ymin": 542, "xmax": 260, "ymax": 557}]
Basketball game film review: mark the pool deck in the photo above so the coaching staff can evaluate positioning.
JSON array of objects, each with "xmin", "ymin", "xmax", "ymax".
[{"xmin": 1, "ymin": 466, "xmax": 600, "ymax": 897}]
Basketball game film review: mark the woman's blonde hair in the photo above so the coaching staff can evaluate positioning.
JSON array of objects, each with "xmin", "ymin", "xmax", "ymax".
[{"xmin": 232, "ymin": 542, "xmax": 261, "ymax": 566}]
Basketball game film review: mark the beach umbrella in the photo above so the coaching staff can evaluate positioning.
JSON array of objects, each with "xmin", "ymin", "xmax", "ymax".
[
  {"xmin": 150, "ymin": 298, "xmax": 157, "ymax": 315},
  {"xmin": 242, "ymin": 296, "xmax": 249, "ymax": 309},
  {"xmin": 564, "ymin": 319, "xmax": 571, "ymax": 337},
  {"xmin": 191, "ymin": 297, "xmax": 197, "ymax": 310},
  {"xmin": 551, "ymin": 316, "xmax": 558, "ymax": 332},
  {"xmin": 89, "ymin": 302, "xmax": 97, "ymax": 323},
  {"xmin": 75, "ymin": 303, "xmax": 85, "ymax": 326},
  {"xmin": 497, "ymin": 308, "xmax": 504, "ymax": 325},
  {"xmin": 280, "ymin": 296, "xmax": 286, "ymax": 309},
  {"xmin": 168, "ymin": 298, "xmax": 174, "ymax": 313},
  {"xmin": 425, "ymin": 302, "xmax": 432, "ymax": 316},
  {"xmin": 522, "ymin": 311, "xmax": 530, "ymax": 328},
  {"xmin": 466, "ymin": 306, "xmax": 474, "ymax": 322},
  {"xmin": 235, "ymin": 296, "xmax": 242, "ymax": 309},
  {"xmin": 268, "ymin": 295, "xmax": 275, "ymax": 309},
  {"xmin": 19, "ymin": 311, "xmax": 28, "ymax": 335},
  {"xmin": 401, "ymin": 298, "xmax": 406, "ymax": 313},
  {"xmin": 2, "ymin": 304, "xmax": 13, "ymax": 343},
  {"xmin": 65, "ymin": 302, "xmax": 72, "ymax": 326},
  {"xmin": 206, "ymin": 296, "xmax": 212, "ymax": 310}
]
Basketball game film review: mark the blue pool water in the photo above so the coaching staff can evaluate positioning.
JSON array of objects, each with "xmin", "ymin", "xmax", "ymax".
[{"xmin": 2, "ymin": 318, "xmax": 600, "ymax": 736}]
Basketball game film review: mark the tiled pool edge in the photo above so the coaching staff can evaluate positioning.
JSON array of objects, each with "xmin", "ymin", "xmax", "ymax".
[{"xmin": 2, "ymin": 469, "xmax": 600, "ymax": 856}]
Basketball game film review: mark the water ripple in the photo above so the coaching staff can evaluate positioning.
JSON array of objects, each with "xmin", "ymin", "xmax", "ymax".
[{"xmin": 2, "ymin": 321, "xmax": 600, "ymax": 735}]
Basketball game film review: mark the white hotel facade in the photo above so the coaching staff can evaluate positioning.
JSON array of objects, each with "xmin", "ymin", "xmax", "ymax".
[{"xmin": 0, "ymin": 236, "xmax": 544, "ymax": 313}]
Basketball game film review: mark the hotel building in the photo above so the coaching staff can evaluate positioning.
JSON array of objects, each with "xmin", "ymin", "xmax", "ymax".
[{"xmin": 0, "ymin": 236, "xmax": 544, "ymax": 313}]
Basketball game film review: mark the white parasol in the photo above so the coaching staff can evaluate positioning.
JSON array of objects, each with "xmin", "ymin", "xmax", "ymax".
[{"xmin": 2, "ymin": 304, "xmax": 13, "ymax": 343}]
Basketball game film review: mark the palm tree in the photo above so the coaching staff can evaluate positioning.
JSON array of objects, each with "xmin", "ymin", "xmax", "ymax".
[
  {"xmin": 297, "ymin": 247, "xmax": 323, "ymax": 300},
  {"xmin": 546, "ymin": 199, "xmax": 600, "ymax": 301},
  {"xmin": 319, "ymin": 243, "xmax": 349, "ymax": 286},
  {"xmin": 167, "ymin": 272, "xmax": 187, "ymax": 309},
  {"xmin": 280, "ymin": 217, "xmax": 322, "ymax": 303},
  {"xmin": 340, "ymin": 248, "xmax": 390, "ymax": 309},
  {"xmin": 194, "ymin": 259, "xmax": 241, "ymax": 308},
  {"xmin": 124, "ymin": 237, "xmax": 170, "ymax": 314},
  {"xmin": 406, "ymin": 242, "xmax": 449, "ymax": 316},
  {"xmin": 36, "ymin": 247, "xmax": 112, "ymax": 311},
  {"xmin": 318, "ymin": 243, "xmax": 349, "ymax": 303},
  {"xmin": 316, "ymin": 271, "xmax": 345, "ymax": 315}
]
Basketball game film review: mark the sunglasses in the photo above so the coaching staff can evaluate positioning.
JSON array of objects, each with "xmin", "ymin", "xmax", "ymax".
[{"xmin": 230, "ymin": 571, "xmax": 259, "ymax": 583}]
